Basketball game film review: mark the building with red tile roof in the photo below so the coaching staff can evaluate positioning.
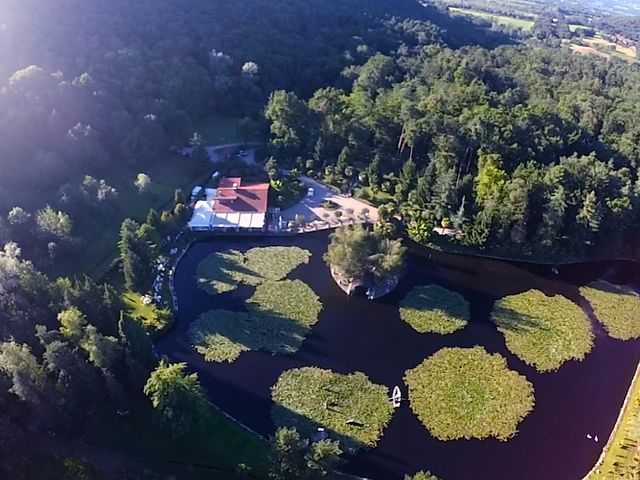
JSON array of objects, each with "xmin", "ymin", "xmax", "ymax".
[{"xmin": 188, "ymin": 177, "xmax": 270, "ymax": 231}]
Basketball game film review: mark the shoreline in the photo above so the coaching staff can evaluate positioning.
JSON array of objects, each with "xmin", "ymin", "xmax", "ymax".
[
  {"xmin": 409, "ymin": 237, "xmax": 640, "ymax": 267},
  {"xmin": 583, "ymin": 359, "xmax": 640, "ymax": 479}
]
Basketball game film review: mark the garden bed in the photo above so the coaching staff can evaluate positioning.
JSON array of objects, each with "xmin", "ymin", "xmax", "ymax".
[
  {"xmin": 580, "ymin": 280, "xmax": 640, "ymax": 340},
  {"xmin": 189, "ymin": 279, "xmax": 322, "ymax": 362},
  {"xmin": 271, "ymin": 367, "xmax": 394, "ymax": 451},
  {"xmin": 491, "ymin": 289, "xmax": 594, "ymax": 372},
  {"xmin": 399, "ymin": 285, "xmax": 469, "ymax": 334},
  {"xmin": 404, "ymin": 347, "xmax": 535, "ymax": 441}
]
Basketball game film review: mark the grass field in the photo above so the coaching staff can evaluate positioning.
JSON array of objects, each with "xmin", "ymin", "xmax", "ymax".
[
  {"xmin": 85, "ymin": 398, "xmax": 268, "ymax": 479},
  {"xmin": 448, "ymin": 6, "xmax": 595, "ymax": 36},
  {"xmin": 195, "ymin": 114, "xmax": 259, "ymax": 145},
  {"xmin": 448, "ymin": 7, "xmax": 535, "ymax": 31},
  {"xmin": 404, "ymin": 347, "xmax": 534, "ymax": 441},
  {"xmin": 587, "ymin": 36, "xmax": 636, "ymax": 58},
  {"xmin": 570, "ymin": 34, "xmax": 638, "ymax": 63}
]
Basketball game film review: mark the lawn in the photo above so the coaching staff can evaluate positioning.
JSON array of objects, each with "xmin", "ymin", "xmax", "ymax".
[
  {"xmin": 106, "ymin": 266, "xmax": 173, "ymax": 336},
  {"xmin": 399, "ymin": 285, "xmax": 469, "ymax": 334},
  {"xmin": 189, "ymin": 279, "xmax": 322, "ymax": 362},
  {"xmin": 589, "ymin": 364, "xmax": 640, "ymax": 479},
  {"xmin": 84, "ymin": 398, "xmax": 268, "ymax": 479},
  {"xmin": 195, "ymin": 114, "xmax": 258, "ymax": 145},
  {"xmin": 448, "ymin": 7, "xmax": 535, "ymax": 31},
  {"xmin": 122, "ymin": 289, "xmax": 172, "ymax": 335},
  {"xmin": 580, "ymin": 281, "xmax": 640, "ymax": 340},
  {"xmin": 45, "ymin": 151, "xmax": 211, "ymax": 280},
  {"xmin": 404, "ymin": 347, "xmax": 535, "ymax": 441},
  {"xmin": 492, "ymin": 289, "xmax": 594, "ymax": 372},
  {"xmin": 271, "ymin": 367, "xmax": 395, "ymax": 451},
  {"xmin": 196, "ymin": 246, "xmax": 311, "ymax": 294},
  {"xmin": 354, "ymin": 186, "xmax": 394, "ymax": 206}
]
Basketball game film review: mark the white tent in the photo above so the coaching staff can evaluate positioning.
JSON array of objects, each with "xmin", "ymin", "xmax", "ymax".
[
  {"xmin": 210, "ymin": 212, "xmax": 266, "ymax": 230},
  {"xmin": 205, "ymin": 188, "xmax": 217, "ymax": 202},
  {"xmin": 188, "ymin": 200, "xmax": 213, "ymax": 230}
]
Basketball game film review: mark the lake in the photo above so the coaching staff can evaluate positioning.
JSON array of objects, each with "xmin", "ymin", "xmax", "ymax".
[{"xmin": 156, "ymin": 231, "xmax": 640, "ymax": 480}]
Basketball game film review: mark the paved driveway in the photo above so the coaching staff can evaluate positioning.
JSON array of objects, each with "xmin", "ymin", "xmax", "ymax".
[
  {"xmin": 207, "ymin": 143, "xmax": 261, "ymax": 166},
  {"xmin": 180, "ymin": 143, "xmax": 261, "ymax": 166},
  {"xmin": 277, "ymin": 176, "xmax": 378, "ymax": 230}
]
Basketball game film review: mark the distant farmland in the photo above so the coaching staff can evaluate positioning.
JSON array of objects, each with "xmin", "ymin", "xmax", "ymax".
[{"xmin": 448, "ymin": 7, "xmax": 535, "ymax": 30}]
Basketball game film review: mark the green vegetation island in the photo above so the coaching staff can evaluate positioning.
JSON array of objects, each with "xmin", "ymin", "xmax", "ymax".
[
  {"xmin": 405, "ymin": 347, "xmax": 535, "ymax": 441},
  {"xmin": 271, "ymin": 367, "xmax": 395, "ymax": 452},
  {"xmin": 325, "ymin": 224, "xmax": 406, "ymax": 298},
  {"xmin": 399, "ymin": 285, "xmax": 470, "ymax": 334},
  {"xmin": 492, "ymin": 289, "xmax": 594, "ymax": 372},
  {"xmin": 2, "ymin": 0, "xmax": 640, "ymax": 478}
]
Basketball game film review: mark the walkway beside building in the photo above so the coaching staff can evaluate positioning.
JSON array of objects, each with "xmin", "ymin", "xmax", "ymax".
[{"xmin": 275, "ymin": 176, "xmax": 379, "ymax": 232}]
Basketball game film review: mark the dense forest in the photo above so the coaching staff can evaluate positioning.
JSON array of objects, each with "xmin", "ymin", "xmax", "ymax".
[
  {"xmin": 2, "ymin": 0, "xmax": 640, "ymax": 476},
  {"xmin": 597, "ymin": 15, "xmax": 640, "ymax": 41},
  {"xmin": 0, "ymin": 0, "xmax": 508, "ymax": 270},
  {"xmin": 265, "ymin": 43, "xmax": 640, "ymax": 259},
  {"xmin": 0, "ymin": 0, "xmax": 512, "ymax": 475}
]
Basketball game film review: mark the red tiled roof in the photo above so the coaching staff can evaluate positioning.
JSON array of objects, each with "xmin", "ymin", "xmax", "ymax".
[
  {"xmin": 213, "ymin": 179, "xmax": 269, "ymax": 213},
  {"xmin": 218, "ymin": 177, "xmax": 241, "ymax": 189}
]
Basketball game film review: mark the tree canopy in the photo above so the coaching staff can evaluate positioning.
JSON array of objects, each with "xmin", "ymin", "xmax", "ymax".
[{"xmin": 324, "ymin": 224, "xmax": 405, "ymax": 283}]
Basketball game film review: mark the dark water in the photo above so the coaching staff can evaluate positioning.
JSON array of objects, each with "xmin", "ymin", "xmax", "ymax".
[{"xmin": 156, "ymin": 231, "xmax": 640, "ymax": 480}]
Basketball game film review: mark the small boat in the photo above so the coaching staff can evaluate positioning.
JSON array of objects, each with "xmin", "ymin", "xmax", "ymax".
[{"xmin": 392, "ymin": 386, "xmax": 402, "ymax": 408}]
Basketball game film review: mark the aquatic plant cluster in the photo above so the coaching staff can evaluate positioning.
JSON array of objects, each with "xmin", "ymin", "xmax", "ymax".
[
  {"xmin": 399, "ymin": 285, "xmax": 469, "ymax": 334},
  {"xmin": 190, "ymin": 280, "xmax": 322, "ymax": 362},
  {"xmin": 579, "ymin": 281, "xmax": 640, "ymax": 341},
  {"xmin": 192, "ymin": 243, "xmax": 640, "ymax": 459},
  {"xmin": 492, "ymin": 289, "xmax": 594, "ymax": 372},
  {"xmin": 191, "ymin": 247, "xmax": 320, "ymax": 362},
  {"xmin": 404, "ymin": 347, "xmax": 535, "ymax": 441},
  {"xmin": 271, "ymin": 367, "xmax": 395, "ymax": 451},
  {"xmin": 196, "ymin": 246, "xmax": 311, "ymax": 294}
]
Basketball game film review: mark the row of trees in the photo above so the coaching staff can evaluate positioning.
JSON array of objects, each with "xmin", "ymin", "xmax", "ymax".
[
  {"xmin": 0, "ymin": 240, "xmax": 159, "ymax": 473},
  {"xmin": 265, "ymin": 43, "xmax": 640, "ymax": 259}
]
